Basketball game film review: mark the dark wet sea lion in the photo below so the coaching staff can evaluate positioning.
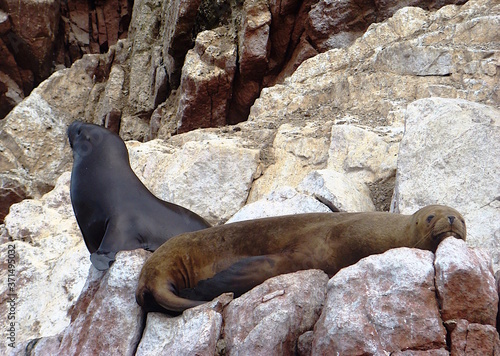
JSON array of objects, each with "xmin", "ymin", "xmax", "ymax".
[
  {"xmin": 136, "ymin": 205, "xmax": 466, "ymax": 313},
  {"xmin": 68, "ymin": 121, "xmax": 210, "ymax": 270}
]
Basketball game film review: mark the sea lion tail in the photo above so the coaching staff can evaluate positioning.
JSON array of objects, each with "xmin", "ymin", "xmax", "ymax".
[{"xmin": 136, "ymin": 281, "xmax": 204, "ymax": 313}]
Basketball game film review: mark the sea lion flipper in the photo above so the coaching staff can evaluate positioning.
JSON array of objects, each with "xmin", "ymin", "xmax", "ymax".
[
  {"xmin": 91, "ymin": 220, "xmax": 135, "ymax": 270},
  {"xmin": 180, "ymin": 255, "xmax": 289, "ymax": 300},
  {"xmin": 90, "ymin": 251, "xmax": 116, "ymax": 271}
]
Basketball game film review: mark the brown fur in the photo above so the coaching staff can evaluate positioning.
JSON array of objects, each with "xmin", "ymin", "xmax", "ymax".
[{"xmin": 136, "ymin": 205, "xmax": 466, "ymax": 313}]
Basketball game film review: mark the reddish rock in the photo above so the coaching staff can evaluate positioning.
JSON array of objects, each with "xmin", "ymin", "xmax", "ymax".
[
  {"xmin": 435, "ymin": 237, "xmax": 498, "ymax": 326},
  {"xmin": 392, "ymin": 350, "xmax": 449, "ymax": 356},
  {"xmin": 447, "ymin": 319, "xmax": 500, "ymax": 355},
  {"xmin": 60, "ymin": 0, "xmax": 130, "ymax": 62},
  {"xmin": 312, "ymin": 248, "xmax": 447, "ymax": 355},
  {"xmin": 162, "ymin": 0, "xmax": 203, "ymax": 89},
  {"xmin": 223, "ymin": 269, "xmax": 328, "ymax": 355},
  {"xmin": 57, "ymin": 250, "xmax": 150, "ymax": 355},
  {"xmin": 1, "ymin": 0, "xmax": 60, "ymax": 80},
  {"xmin": 176, "ymin": 27, "xmax": 237, "ymax": 133},
  {"xmin": 0, "ymin": 178, "xmax": 28, "ymax": 223}
]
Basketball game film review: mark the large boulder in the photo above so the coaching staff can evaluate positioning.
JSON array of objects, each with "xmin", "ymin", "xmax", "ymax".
[{"xmin": 392, "ymin": 98, "xmax": 500, "ymax": 269}]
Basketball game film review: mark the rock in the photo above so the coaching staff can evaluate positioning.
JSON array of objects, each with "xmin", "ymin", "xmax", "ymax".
[
  {"xmin": 11, "ymin": 335, "xmax": 63, "ymax": 356},
  {"xmin": 1, "ymin": 0, "xmax": 59, "ymax": 80},
  {"xmin": 227, "ymin": 187, "xmax": 332, "ymax": 223},
  {"xmin": 435, "ymin": 237, "xmax": 498, "ymax": 326},
  {"xmin": 57, "ymin": 249, "xmax": 150, "ymax": 355},
  {"xmin": 0, "ymin": 173, "xmax": 90, "ymax": 343},
  {"xmin": 297, "ymin": 331, "xmax": 314, "ymax": 356},
  {"xmin": 250, "ymin": 1, "xmax": 499, "ymax": 125},
  {"xmin": 248, "ymin": 121, "xmax": 332, "ymax": 202},
  {"xmin": 312, "ymin": 248, "xmax": 446, "ymax": 354},
  {"xmin": 0, "ymin": 0, "xmax": 130, "ymax": 120},
  {"xmin": 223, "ymin": 269, "xmax": 328, "ymax": 355},
  {"xmin": 128, "ymin": 136, "xmax": 260, "ymax": 225},
  {"xmin": 176, "ymin": 27, "xmax": 237, "ymax": 133},
  {"xmin": 328, "ymin": 124, "xmax": 400, "ymax": 185},
  {"xmin": 305, "ymin": 0, "xmax": 467, "ymax": 51},
  {"xmin": 392, "ymin": 98, "xmax": 500, "ymax": 269},
  {"xmin": 446, "ymin": 319, "xmax": 500, "ymax": 355},
  {"xmin": 136, "ymin": 294, "xmax": 232, "ymax": 355},
  {"xmin": 296, "ymin": 169, "xmax": 375, "ymax": 212},
  {"xmin": 227, "ymin": 0, "xmax": 272, "ymax": 123}
]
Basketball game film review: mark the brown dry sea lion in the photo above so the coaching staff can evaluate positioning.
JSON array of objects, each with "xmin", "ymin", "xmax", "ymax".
[{"xmin": 136, "ymin": 205, "xmax": 466, "ymax": 313}]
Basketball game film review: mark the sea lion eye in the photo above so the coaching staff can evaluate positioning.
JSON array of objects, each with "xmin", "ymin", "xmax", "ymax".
[{"xmin": 426, "ymin": 215, "xmax": 434, "ymax": 223}]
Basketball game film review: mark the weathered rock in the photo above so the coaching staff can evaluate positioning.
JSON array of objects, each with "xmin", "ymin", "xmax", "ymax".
[
  {"xmin": 227, "ymin": 187, "xmax": 332, "ymax": 223},
  {"xmin": 328, "ymin": 124, "xmax": 400, "ymax": 185},
  {"xmin": 176, "ymin": 27, "xmax": 237, "ymax": 133},
  {"xmin": 223, "ymin": 269, "xmax": 328, "ymax": 355},
  {"xmin": 128, "ymin": 136, "xmax": 260, "ymax": 225},
  {"xmin": 136, "ymin": 294, "xmax": 232, "ymax": 355},
  {"xmin": 59, "ymin": 0, "xmax": 131, "ymax": 64},
  {"xmin": 296, "ymin": 169, "xmax": 375, "ymax": 212},
  {"xmin": 248, "ymin": 121, "xmax": 332, "ymax": 202},
  {"xmin": 392, "ymin": 98, "xmax": 500, "ymax": 269},
  {"xmin": 446, "ymin": 319, "xmax": 500, "ymax": 355},
  {"xmin": 435, "ymin": 237, "xmax": 498, "ymax": 326},
  {"xmin": 0, "ymin": 0, "xmax": 130, "ymax": 120},
  {"xmin": 312, "ymin": 248, "xmax": 446, "ymax": 354},
  {"xmin": 1, "ymin": 0, "xmax": 59, "ymax": 81},
  {"xmin": 0, "ymin": 173, "xmax": 90, "ymax": 343},
  {"xmin": 250, "ymin": 1, "xmax": 499, "ymax": 125},
  {"xmin": 57, "ymin": 249, "xmax": 150, "ymax": 355},
  {"xmin": 305, "ymin": 0, "xmax": 467, "ymax": 51}
]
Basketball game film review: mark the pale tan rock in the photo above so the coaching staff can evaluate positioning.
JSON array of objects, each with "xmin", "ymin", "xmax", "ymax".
[
  {"xmin": 0, "ymin": 173, "xmax": 90, "ymax": 343},
  {"xmin": 392, "ymin": 98, "xmax": 500, "ymax": 269},
  {"xmin": 128, "ymin": 136, "xmax": 260, "ymax": 224},
  {"xmin": 248, "ymin": 121, "xmax": 332, "ymax": 202},
  {"xmin": 136, "ymin": 294, "xmax": 232, "ymax": 356}
]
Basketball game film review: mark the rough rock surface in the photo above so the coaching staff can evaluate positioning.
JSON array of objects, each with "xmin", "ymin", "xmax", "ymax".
[
  {"xmin": 0, "ymin": 173, "xmax": 90, "ymax": 344},
  {"xmin": 311, "ymin": 248, "xmax": 446, "ymax": 355},
  {"xmin": 222, "ymin": 269, "xmax": 328, "ymax": 355},
  {"xmin": 136, "ymin": 294, "xmax": 232, "ymax": 356},
  {"xmin": 392, "ymin": 98, "xmax": 500, "ymax": 266},
  {"xmin": 0, "ymin": 0, "xmax": 131, "ymax": 119},
  {"xmin": 435, "ymin": 238, "xmax": 498, "ymax": 326}
]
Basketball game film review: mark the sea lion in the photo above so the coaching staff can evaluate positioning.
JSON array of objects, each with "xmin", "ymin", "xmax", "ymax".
[
  {"xmin": 68, "ymin": 121, "xmax": 210, "ymax": 271},
  {"xmin": 136, "ymin": 205, "xmax": 466, "ymax": 313}
]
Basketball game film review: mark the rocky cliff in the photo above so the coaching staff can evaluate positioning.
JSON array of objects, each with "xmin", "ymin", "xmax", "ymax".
[{"xmin": 0, "ymin": 0, "xmax": 499, "ymax": 354}]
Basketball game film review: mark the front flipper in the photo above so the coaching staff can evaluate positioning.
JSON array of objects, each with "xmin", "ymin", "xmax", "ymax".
[
  {"xmin": 90, "ymin": 218, "xmax": 141, "ymax": 270},
  {"xmin": 90, "ymin": 251, "xmax": 117, "ymax": 271},
  {"xmin": 179, "ymin": 254, "xmax": 295, "ymax": 301}
]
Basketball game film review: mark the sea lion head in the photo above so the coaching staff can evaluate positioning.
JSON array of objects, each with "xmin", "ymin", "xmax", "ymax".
[
  {"xmin": 411, "ymin": 205, "xmax": 466, "ymax": 252},
  {"xmin": 67, "ymin": 121, "xmax": 128, "ymax": 162}
]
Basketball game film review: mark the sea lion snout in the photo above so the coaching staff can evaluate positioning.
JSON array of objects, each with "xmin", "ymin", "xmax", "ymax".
[{"xmin": 448, "ymin": 216, "xmax": 455, "ymax": 224}]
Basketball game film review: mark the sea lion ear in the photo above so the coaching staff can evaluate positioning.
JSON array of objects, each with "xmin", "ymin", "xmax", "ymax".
[{"xmin": 426, "ymin": 215, "xmax": 435, "ymax": 223}]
